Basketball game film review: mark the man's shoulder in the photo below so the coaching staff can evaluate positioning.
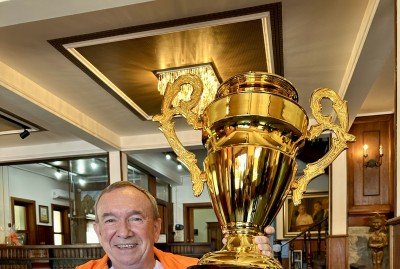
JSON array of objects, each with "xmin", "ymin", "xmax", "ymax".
[
  {"xmin": 76, "ymin": 255, "xmax": 109, "ymax": 269},
  {"xmin": 154, "ymin": 247, "xmax": 199, "ymax": 269}
]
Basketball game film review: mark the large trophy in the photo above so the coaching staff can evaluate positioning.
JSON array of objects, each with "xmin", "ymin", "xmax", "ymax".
[{"xmin": 153, "ymin": 72, "xmax": 355, "ymax": 268}]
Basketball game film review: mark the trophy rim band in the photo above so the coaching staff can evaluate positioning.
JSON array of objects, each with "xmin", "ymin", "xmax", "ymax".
[
  {"xmin": 217, "ymin": 72, "xmax": 299, "ymax": 102},
  {"xmin": 203, "ymin": 92, "xmax": 309, "ymax": 136}
]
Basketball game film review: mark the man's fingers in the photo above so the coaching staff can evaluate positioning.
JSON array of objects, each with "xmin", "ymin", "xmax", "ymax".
[
  {"xmin": 222, "ymin": 237, "xmax": 227, "ymax": 245},
  {"xmin": 258, "ymin": 243, "xmax": 272, "ymax": 252},
  {"xmin": 264, "ymin": 226, "xmax": 275, "ymax": 235},
  {"xmin": 261, "ymin": 250, "xmax": 272, "ymax": 257},
  {"xmin": 253, "ymin": 236, "xmax": 269, "ymax": 244}
]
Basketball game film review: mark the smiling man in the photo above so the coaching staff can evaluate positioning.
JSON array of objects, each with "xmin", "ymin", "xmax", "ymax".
[{"xmin": 77, "ymin": 181, "xmax": 273, "ymax": 269}]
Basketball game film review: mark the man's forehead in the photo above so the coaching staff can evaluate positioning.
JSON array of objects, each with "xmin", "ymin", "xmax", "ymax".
[{"xmin": 97, "ymin": 187, "xmax": 153, "ymax": 211}]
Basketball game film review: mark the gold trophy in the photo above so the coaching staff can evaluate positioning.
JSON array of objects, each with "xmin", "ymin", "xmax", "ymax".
[{"xmin": 153, "ymin": 72, "xmax": 355, "ymax": 268}]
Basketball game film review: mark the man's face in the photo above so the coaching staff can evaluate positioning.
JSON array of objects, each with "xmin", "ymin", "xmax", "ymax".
[
  {"xmin": 298, "ymin": 205, "xmax": 306, "ymax": 213},
  {"xmin": 94, "ymin": 187, "xmax": 161, "ymax": 269},
  {"xmin": 314, "ymin": 203, "xmax": 322, "ymax": 211}
]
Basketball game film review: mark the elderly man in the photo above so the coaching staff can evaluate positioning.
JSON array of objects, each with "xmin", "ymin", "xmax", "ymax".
[{"xmin": 78, "ymin": 181, "xmax": 273, "ymax": 269}]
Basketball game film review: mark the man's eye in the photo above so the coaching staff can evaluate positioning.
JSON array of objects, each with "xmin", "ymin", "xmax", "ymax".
[
  {"xmin": 129, "ymin": 217, "xmax": 143, "ymax": 223},
  {"xmin": 104, "ymin": 219, "xmax": 116, "ymax": 223}
]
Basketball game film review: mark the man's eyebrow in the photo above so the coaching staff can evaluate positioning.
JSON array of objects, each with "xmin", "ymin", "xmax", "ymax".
[
  {"xmin": 100, "ymin": 210, "xmax": 145, "ymax": 219},
  {"xmin": 127, "ymin": 210, "xmax": 145, "ymax": 216}
]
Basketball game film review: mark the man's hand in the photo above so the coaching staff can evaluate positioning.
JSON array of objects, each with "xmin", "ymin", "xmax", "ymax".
[
  {"xmin": 221, "ymin": 226, "xmax": 276, "ymax": 257},
  {"xmin": 254, "ymin": 226, "xmax": 275, "ymax": 257}
]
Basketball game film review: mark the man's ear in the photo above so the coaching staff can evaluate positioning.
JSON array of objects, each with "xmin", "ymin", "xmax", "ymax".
[
  {"xmin": 153, "ymin": 218, "xmax": 162, "ymax": 242},
  {"xmin": 93, "ymin": 222, "xmax": 101, "ymax": 237}
]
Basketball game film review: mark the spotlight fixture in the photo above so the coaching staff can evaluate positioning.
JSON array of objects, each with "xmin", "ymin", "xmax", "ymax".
[
  {"xmin": 54, "ymin": 169, "xmax": 62, "ymax": 179},
  {"xmin": 78, "ymin": 178, "xmax": 86, "ymax": 186},
  {"xmin": 165, "ymin": 153, "xmax": 172, "ymax": 160},
  {"xmin": 19, "ymin": 129, "xmax": 30, "ymax": 139},
  {"xmin": 177, "ymin": 163, "xmax": 183, "ymax": 170}
]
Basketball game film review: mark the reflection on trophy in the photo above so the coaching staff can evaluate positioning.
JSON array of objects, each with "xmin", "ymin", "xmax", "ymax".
[{"xmin": 153, "ymin": 72, "xmax": 355, "ymax": 268}]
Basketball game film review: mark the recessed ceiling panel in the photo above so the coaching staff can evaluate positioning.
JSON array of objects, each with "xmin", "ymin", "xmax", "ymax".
[
  {"xmin": 50, "ymin": 3, "xmax": 283, "ymax": 120},
  {"xmin": 76, "ymin": 19, "xmax": 267, "ymax": 117}
]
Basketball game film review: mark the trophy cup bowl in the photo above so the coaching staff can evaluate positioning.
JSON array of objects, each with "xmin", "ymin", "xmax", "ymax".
[{"xmin": 153, "ymin": 72, "xmax": 355, "ymax": 269}]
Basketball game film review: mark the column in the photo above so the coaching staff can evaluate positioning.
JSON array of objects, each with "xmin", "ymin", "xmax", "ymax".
[{"xmin": 108, "ymin": 151, "xmax": 128, "ymax": 183}]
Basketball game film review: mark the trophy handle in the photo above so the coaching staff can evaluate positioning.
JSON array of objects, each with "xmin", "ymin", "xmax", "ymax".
[
  {"xmin": 153, "ymin": 74, "xmax": 207, "ymax": 196},
  {"xmin": 292, "ymin": 88, "xmax": 356, "ymax": 205}
]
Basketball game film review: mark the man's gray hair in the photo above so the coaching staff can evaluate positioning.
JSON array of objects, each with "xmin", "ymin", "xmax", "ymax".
[{"xmin": 94, "ymin": 181, "xmax": 160, "ymax": 222}]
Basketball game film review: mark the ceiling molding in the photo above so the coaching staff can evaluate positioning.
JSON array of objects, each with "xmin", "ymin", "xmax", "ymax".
[
  {"xmin": 0, "ymin": 60, "xmax": 122, "ymax": 150},
  {"xmin": 338, "ymin": 0, "xmax": 379, "ymax": 98},
  {"xmin": 0, "ymin": 140, "xmax": 104, "ymax": 163}
]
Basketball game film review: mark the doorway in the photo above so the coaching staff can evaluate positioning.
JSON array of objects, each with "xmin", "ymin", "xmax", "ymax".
[
  {"xmin": 11, "ymin": 197, "xmax": 36, "ymax": 245},
  {"xmin": 183, "ymin": 203, "xmax": 221, "ymax": 248},
  {"xmin": 52, "ymin": 204, "xmax": 71, "ymax": 245}
]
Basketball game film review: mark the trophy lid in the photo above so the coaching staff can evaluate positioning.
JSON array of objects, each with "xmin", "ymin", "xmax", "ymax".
[{"xmin": 216, "ymin": 72, "xmax": 299, "ymax": 102}]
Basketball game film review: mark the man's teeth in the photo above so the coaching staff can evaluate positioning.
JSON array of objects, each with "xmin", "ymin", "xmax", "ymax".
[{"xmin": 117, "ymin": 243, "xmax": 138, "ymax": 248}]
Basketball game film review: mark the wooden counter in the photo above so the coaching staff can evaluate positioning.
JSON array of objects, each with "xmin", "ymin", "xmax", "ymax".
[{"xmin": 0, "ymin": 244, "xmax": 104, "ymax": 269}]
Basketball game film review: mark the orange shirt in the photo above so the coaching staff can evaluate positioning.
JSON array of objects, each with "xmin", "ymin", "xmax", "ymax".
[{"xmin": 76, "ymin": 247, "xmax": 199, "ymax": 269}]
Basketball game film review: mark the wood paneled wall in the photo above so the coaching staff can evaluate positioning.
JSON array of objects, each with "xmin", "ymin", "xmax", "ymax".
[
  {"xmin": 327, "ymin": 235, "xmax": 347, "ymax": 268},
  {"xmin": 347, "ymin": 114, "xmax": 394, "ymax": 226},
  {"xmin": 387, "ymin": 216, "xmax": 400, "ymax": 269}
]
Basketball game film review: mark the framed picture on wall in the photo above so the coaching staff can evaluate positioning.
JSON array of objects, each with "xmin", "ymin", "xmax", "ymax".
[
  {"xmin": 39, "ymin": 205, "xmax": 49, "ymax": 223},
  {"xmin": 283, "ymin": 192, "xmax": 328, "ymax": 237}
]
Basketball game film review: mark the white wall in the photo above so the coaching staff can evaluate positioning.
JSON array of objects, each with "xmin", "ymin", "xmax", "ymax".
[
  {"xmin": 193, "ymin": 208, "xmax": 217, "ymax": 242},
  {"xmin": 172, "ymin": 175, "xmax": 212, "ymax": 227},
  {"xmin": 0, "ymin": 166, "xmax": 69, "ymax": 243},
  {"xmin": 396, "ymin": 0, "xmax": 400, "ymax": 217}
]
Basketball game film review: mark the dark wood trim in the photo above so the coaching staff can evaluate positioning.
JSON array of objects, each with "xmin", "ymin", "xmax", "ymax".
[
  {"xmin": 51, "ymin": 204, "xmax": 71, "ymax": 244},
  {"xmin": 120, "ymin": 152, "xmax": 128, "ymax": 181},
  {"xmin": 389, "ymin": 222, "xmax": 400, "ymax": 268},
  {"xmin": 148, "ymin": 174, "xmax": 157, "ymax": 197},
  {"xmin": 387, "ymin": 216, "xmax": 400, "ymax": 225},
  {"xmin": 48, "ymin": 3, "xmax": 284, "ymax": 120},
  {"xmin": 10, "ymin": 197, "xmax": 37, "ymax": 245},
  {"xmin": 326, "ymin": 235, "xmax": 347, "ymax": 269}
]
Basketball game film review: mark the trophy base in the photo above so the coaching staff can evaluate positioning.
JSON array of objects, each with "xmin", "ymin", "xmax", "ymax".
[
  {"xmin": 188, "ymin": 265, "xmax": 259, "ymax": 269},
  {"xmin": 192, "ymin": 250, "xmax": 282, "ymax": 269}
]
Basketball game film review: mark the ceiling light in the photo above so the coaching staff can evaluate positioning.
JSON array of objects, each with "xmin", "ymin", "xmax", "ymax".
[
  {"xmin": 165, "ymin": 153, "xmax": 171, "ymax": 160},
  {"xmin": 52, "ymin": 161, "xmax": 62, "ymax": 166},
  {"xmin": 78, "ymin": 178, "xmax": 86, "ymax": 186},
  {"xmin": 54, "ymin": 169, "xmax": 62, "ymax": 179},
  {"xmin": 19, "ymin": 129, "xmax": 30, "ymax": 139},
  {"xmin": 177, "ymin": 163, "xmax": 183, "ymax": 170},
  {"xmin": 154, "ymin": 63, "xmax": 221, "ymax": 115}
]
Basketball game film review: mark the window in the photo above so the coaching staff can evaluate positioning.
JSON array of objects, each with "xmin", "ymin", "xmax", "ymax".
[{"xmin": 53, "ymin": 210, "xmax": 63, "ymax": 245}]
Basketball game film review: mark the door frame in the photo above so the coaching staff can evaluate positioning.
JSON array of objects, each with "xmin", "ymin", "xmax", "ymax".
[
  {"xmin": 183, "ymin": 202, "xmax": 212, "ymax": 243},
  {"xmin": 10, "ymin": 197, "xmax": 37, "ymax": 245},
  {"xmin": 51, "ymin": 203, "xmax": 71, "ymax": 244}
]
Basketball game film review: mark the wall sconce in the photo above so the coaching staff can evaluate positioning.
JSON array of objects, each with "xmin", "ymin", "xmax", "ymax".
[{"xmin": 363, "ymin": 144, "xmax": 383, "ymax": 168}]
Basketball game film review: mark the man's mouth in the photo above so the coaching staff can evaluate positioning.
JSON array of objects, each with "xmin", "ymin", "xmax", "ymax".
[{"xmin": 115, "ymin": 243, "xmax": 138, "ymax": 249}]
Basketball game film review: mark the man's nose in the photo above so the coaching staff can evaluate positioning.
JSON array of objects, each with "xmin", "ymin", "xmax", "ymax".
[{"xmin": 116, "ymin": 221, "xmax": 133, "ymax": 238}]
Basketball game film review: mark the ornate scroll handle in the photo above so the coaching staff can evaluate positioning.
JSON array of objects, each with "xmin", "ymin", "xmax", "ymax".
[
  {"xmin": 153, "ymin": 74, "xmax": 207, "ymax": 196},
  {"xmin": 292, "ymin": 88, "xmax": 356, "ymax": 205}
]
